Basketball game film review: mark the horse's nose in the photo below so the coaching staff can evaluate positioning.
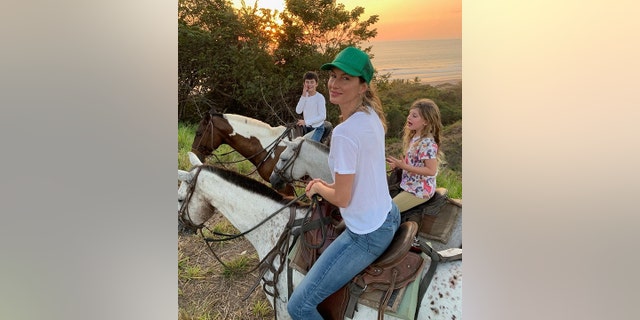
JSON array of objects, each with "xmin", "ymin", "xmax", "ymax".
[
  {"xmin": 178, "ymin": 219, "xmax": 195, "ymax": 235},
  {"xmin": 269, "ymin": 174, "xmax": 283, "ymax": 190}
]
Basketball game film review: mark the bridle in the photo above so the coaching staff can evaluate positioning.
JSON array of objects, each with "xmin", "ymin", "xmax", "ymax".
[
  {"xmin": 178, "ymin": 165, "xmax": 205, "ymax": 234},
  {"xmin": 191, "ymin": 114, "xmax": 295, "ymax": 177},
  {"xmin": 177, "ymin": 164, "xmax": 314, "ymax": 310},
  {"xmin": 271, "ymin": 138, "xmax": 305, "ymax": 186},
  {"xmin": 190, "ymin": 120, "xmax": 215, "ymax": 161}
]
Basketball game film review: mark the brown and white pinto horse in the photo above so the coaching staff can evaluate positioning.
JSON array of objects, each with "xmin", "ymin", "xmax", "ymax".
[{"xmin": 191, "ymin": 110, "xmax": 299, "ymax": 195}]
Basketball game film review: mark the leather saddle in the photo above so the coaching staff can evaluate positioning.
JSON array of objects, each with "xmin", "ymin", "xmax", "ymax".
[
  {"xmin": 290, "ymin": 120, "xmax": 333, "ymax": 146},
  {"xmin": 316, "ymin": 221, "xmax": 424, "ymax": 320}
]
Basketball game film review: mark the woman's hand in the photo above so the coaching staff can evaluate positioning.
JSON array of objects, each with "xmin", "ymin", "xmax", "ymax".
[{"xmin": 305, "ymin": 179, "xmax": 326, "ymax": 198}]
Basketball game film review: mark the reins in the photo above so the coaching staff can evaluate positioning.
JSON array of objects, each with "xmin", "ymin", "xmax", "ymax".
[
  {"xmin": 240, "ymin": 126, "xmax": 294, "ymax": 176},
  {"xmin": 198, "ymin": 193, "xmax": 307, "ymax": 274},
  {"xmin": 196, "ymin": 116, "xmax": 295, "ymax": 178},
  {"xmin": 270, "ymin": 138, "xmax": 305, "ymax": 185},
  {"xmin": 178, "ymin": 166, "xmax": 205, "ymax": 232},
  {"xmin": 201, "ymin": 193, "xmax": 306, "ymax": 243},
  {"xmin": 179, "ymin": 165, "xmax": 313, "ymax": 319}
]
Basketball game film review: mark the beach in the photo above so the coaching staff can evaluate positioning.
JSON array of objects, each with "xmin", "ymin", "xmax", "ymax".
[{"xmin": 368, "ymin": 39, "xmax": 461, "ymax": 85}]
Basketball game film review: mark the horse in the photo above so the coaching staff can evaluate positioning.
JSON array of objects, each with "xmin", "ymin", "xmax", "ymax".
[
  {"xmin": 190, "ymin": 110, "xmax": 332, "ymax": 195},
  {"xmin": 178, "ymin": 152, "xmax": 462, "ymax": 320},
  {"xmin": 190, "ymin": 110, "xmax": 298, "ymax": 195},
  {"xmin": 270, "ymin": 136, "xmax": 462, "ymax": 252},
  {"xmin": 270, "ymin": 137, "xmax": 334, "ymax": 188}
]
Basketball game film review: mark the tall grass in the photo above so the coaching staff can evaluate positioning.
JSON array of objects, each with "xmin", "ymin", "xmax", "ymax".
[
  {"xmin": 178, "ymin": 122, "xmax": 197, "ymax": 170},
  {"xmin": 437, "ymin": 169, "xmax": 462, "ymax": 199}
]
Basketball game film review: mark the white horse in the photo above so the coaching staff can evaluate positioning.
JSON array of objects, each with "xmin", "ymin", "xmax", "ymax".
[
  {"xmin": 269, "ymin": 137, "xmax": 334, "ymax": 188},
  {"xmin": 179, "ymin": 152, "xmax": 462, "ymax": 320},
  {"xmin": 269, "ymin": 137, "xmax": 462, "ymax": 252}
]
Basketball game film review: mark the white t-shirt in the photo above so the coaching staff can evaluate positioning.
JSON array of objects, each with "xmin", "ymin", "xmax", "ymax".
[
  {"xmin": 328, "ymin": 107, "xmax": 392, "ymax": 234},
  {"xmin": 295, "ymin": 93, "xmax": 326, "ymax": 128}
]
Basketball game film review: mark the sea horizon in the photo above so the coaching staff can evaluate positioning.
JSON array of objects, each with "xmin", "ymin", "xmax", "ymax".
[{"xmin": 366, "ymin": 38, "xmax": 461, "ymax": 85}]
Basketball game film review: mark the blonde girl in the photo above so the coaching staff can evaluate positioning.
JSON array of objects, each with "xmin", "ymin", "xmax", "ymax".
[{"xmin": 386, "ymin": 98, "xmax": 443, "ymax": 212}]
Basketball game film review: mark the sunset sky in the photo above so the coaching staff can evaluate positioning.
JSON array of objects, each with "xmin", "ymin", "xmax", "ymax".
[{"xmin": 231, "ymin": 0, "xmax": 461, "ymax": 41}]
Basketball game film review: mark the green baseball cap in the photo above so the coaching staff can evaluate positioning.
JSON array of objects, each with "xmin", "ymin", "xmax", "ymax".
[{"xmin": 321, "ymin": 46, "xmax": 374, "ymax": 84}]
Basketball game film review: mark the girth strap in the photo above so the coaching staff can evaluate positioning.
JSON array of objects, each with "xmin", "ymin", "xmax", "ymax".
[
  {"xmin": 345, "ymin": 281, "xmax": 366, "ymax": 318},
  {"xmin": 378, "ymin": 269, "xmax": 398, "ymax": 320}
]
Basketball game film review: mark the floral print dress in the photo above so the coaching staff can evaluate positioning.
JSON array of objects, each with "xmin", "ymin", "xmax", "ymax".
[{"xmin": 399, "ymin": 135, "xmax": 438, "ymax": 199}]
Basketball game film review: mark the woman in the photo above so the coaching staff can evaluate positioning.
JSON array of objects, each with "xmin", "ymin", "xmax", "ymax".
[{"xmin": 287, "ymin": 46, "xmax": 401, "ymax": 320}]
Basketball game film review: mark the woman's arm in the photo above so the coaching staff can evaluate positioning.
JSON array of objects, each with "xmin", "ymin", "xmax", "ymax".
[{"xmin": 305, "ymin": 173, "xmax": 354, "ymax": 208}]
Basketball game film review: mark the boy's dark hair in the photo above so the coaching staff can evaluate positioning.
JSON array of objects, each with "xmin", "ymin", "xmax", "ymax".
[{"xmin": 303, "ymin": 71, "xmax": 319, "ymax": 82}]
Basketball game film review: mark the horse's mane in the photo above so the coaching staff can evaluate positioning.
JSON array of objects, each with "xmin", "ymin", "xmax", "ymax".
[{"xmin": 198, "ymin": 165, "xmax": 289, "ymax": 204}]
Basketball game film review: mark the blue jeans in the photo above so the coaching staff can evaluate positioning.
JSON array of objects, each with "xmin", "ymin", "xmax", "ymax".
[
  {"xmin": 287, "ymin": 202, "xmax": 400, "ymax": 320},
  {"xmin": 309, "ymin": 125, "xmax": 324, "ymax": 142}
]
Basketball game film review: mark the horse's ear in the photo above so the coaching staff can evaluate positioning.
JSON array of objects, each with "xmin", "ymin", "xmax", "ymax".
[
  {"xmin": 188, "ymin": 152, "xmax": 203, "ymax": 166},
  {"xmin": 178, "ymin": 170, "xmax": 194, "ymax": 182}
]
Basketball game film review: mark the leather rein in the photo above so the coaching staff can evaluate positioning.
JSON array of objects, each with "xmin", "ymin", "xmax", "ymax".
[
  {"xmin": 270, "ymin": 137, "xmax": 305, "ymax": 185},
  {"xmin": 191, "ymin": 115, "xmax": 295, "ymax": 177}
]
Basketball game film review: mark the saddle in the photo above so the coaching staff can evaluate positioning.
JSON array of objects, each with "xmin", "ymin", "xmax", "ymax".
[
  {"xmin": 290, "ymin": 120, "xmax": 333, "ymax": 146},
  {"xmin": 388, "ymin": 168, "xmax": 458, "ymax": 244},
  {"xmin": 289, "ymin": 199, "xmax": 424, "ymax": 320},
  {"xmin": 316, "ymin": 221, "xmax": 423, "ymax": 320},
  {"xmin": 289, "ymin": 199, "xmax": 343, "ymax": 275}
]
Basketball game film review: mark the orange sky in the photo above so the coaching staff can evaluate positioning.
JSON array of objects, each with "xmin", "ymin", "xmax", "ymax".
[{"xmin": 232, "ymin": 0, "xmax": 461, "ymax": 41}]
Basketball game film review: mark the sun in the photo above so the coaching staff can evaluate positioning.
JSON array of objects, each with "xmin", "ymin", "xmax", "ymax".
[
  {"xmin": 232, "ymin": 0, "xmax": 285, "ymax": 27},
  {"xmin": 231, "ymin": 0, "xmax": 285, "ymax": 12}
]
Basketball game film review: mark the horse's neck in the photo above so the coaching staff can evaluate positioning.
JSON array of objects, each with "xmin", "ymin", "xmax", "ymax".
[
  {"xmin": 302, "ymin": 143, "xmax": 333, "ymax": 182},
  {"xmin": 198, "ymin": 170, "xmax": 304, "ymax": 259},
  {"xmin": 226, "ymin": 114, "xmax": 286, "ymax": 151}
]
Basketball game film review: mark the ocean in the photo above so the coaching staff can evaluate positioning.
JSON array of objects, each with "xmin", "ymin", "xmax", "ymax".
[{"xmin": 367, "ymin": 39, "xmax": 461, "ymax": 85}]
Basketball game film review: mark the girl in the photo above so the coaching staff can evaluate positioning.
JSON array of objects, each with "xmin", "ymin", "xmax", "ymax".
[{"xmin": 386, "ymin": 98, "xmax": 443, "ymax": 212}]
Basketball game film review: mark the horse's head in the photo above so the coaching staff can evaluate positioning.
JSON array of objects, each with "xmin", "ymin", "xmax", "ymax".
[
  {"xmin": 178, "ymin": 152, "xmax": 216, "ymax": 234},
  {"xmin": 190, "ymin": 110, "xmax": 230, "ymax": 162},
  {"xmin": 270, "ymin": 137, "xmax": 305, "ymax": 190}
]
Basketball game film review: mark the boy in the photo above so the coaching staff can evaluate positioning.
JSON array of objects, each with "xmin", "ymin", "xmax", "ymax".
[{"xmin": 295, "ymin": 71, "xmax": 326, "ymax": 142}]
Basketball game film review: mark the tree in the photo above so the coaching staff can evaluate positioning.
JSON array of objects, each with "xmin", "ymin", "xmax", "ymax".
[
  {"xmin": 278, "ymin": 0, "xmax": 378, "ymax": 56},
  {"xmin": 269, "ymin": 0, "xmax": 379, "ymax": 124},
  {"xmin": 178, "ymin": 0, "xmax": 245, "ymax": 121},
  {"xmin": 178, "ymin": 0, "xmax": 381, "ymax": 124}
]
